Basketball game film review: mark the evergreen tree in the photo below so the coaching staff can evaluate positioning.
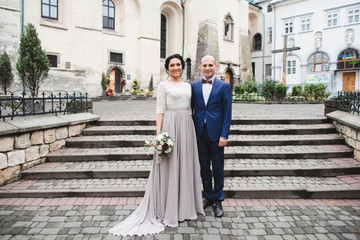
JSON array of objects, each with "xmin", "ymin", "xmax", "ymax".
[
  {"xmin": 0, "ymin": 52, "xmax": 14, "ymax": 95},
  {"xmin": 149, "ymin": 74, "xmax": 154, "ymax": 92},
  {"xmin": 16, "ymin": 23, "xmax": 50, "ymax": 96}
]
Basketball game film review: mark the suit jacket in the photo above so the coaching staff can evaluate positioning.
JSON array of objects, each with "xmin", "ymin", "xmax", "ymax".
[{"xmin": 191, "ymin": 77, "xmax": 232, "ymax": 142}]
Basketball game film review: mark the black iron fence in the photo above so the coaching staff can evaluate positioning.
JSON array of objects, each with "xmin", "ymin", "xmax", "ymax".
[
  {"xmin": 0, "ymin": 91, "xmax": 88, "ymax": 121},
  {"xmin": 337, "ymin": 91, "xmax": 360, "ymax": 115}
]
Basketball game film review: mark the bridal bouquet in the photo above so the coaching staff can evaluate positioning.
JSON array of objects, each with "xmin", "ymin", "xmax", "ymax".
[{"xmin": 145, "ymin": 131, "xmax": 175, "ymax": 158}]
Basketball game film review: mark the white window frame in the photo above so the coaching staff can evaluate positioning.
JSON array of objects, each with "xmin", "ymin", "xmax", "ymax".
[
  {"xmin": 300, "ymin": 17, "xmax": 311, "ymax": 32},
  {"xmin": 347, "ymin": 7, "xmax": 360, "ymax": 24},
  {"xmin": 326, "ymin": 12, "xmax": 339, "ymax": 27},
  {"xmin": 287, "ymin": 60, "xmax": 296, "ymax": 74},
  {"xmin": 284, "ymin": 20, "xmax": 294, "ymax": 34}
]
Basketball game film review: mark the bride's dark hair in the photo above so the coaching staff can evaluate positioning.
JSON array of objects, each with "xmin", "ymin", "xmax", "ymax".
[{"xmin": 164, "ymin": 54, "xmax": 185, "ymax": 70}]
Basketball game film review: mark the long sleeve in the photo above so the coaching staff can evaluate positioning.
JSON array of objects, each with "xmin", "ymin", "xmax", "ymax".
[{"xmin": 156, "ymin": 82, "xmax": 166, "ymax": 115}]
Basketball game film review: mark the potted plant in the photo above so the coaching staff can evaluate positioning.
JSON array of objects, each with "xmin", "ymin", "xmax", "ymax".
[
  {"xmin": 107, "ymin": 88, "xmax": 113, "ymax": 96},
  {"xmin": 101, "ymin": 73, "xmax": 109, "ymax": 96}
]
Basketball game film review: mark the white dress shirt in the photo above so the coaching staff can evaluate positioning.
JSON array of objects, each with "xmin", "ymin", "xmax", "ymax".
[{"xmin": 202, "ymin": 76, "xmax": 215, "ymax": 106}]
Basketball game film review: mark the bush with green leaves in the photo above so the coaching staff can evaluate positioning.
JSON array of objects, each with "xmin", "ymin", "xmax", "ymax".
[
  {"xmin": 0, "ymin": 52, "xmax": 14, "ymax": 95},
  {"xmin": 16, "ymin": 23, "xmax": 50, "ymax": 96},
  {"xmin": 304, "ymin": 83, "xmax": 327, "ymax": 101},
  {"xmin": 244, "ymin": 77, "xmax": 258, "ymax": 93},
  {"xmin": 258, "ymin": 78, "xmax": 277, "ymax": 100},
  {"xmin": 274, "ymin": 83, "xmax": 288, "ymax": 101},
  {"xmin": 291, "ymin": 86, "xmax": 302, "ymax": 96},
  {"xmin": 234, "ymin": 83, "xmax": 245, "ymax": 94},
  {"xmin": 101, "ymin": 73, "xmax": 109, "ymax": 91}
]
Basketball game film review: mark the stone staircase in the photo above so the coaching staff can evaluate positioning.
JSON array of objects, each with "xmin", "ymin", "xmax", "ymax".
[{"xmin": 1, "ymin": 117, "xmax": 360, "ymax": 199}]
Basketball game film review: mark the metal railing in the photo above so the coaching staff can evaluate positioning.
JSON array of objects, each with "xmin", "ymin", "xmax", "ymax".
[
  {"xmin": 338, "ymin": 91, "xmax": 360, "ymax": 115},
  {"xmin": 0, "ymin": 91, "xmax": 88, "ymax": 121}
]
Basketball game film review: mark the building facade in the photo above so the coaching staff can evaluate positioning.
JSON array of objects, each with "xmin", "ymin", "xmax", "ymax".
[
  {"xmin": 0, "ymin": 0, "xmax": 255, "ymax": 97},
  {"xmin": 251, "ymin": 0, "xmax": 360, "ymax": 93}
]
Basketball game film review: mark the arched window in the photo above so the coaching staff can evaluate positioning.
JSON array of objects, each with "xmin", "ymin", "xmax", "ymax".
[
  {"xmin": 160, "ymin": 14, "xmax": 167, "ymax": 58},
  {"xmin": 224, "ymin": 15, "xmax": 233, "ymax": 41},
  {"xmin": 186, "ymin": 58, "xmax": 191, "ymax": 80},
  {"xmin": 307, "ymin": 52, "xmax": 330, "ymax": 73},
  {"xmin": 253, "ymin": 33, "xmax": 262, "ymax": 50},
  {"xmin": 337, "ymin": 48, "xmax": 360, "ymax": 69},
  {"xmin": 103, "ymin": 0, "xmax": 115, "ymax": 30},
  {"xmin": 42, "ymin": 0, "xmax": 58, "ymax": 19}
]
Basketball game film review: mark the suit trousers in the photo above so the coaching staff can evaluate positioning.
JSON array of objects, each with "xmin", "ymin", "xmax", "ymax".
[{"xmin": 197, "ymin": 124, "xmax": 225, "ymax": 204}]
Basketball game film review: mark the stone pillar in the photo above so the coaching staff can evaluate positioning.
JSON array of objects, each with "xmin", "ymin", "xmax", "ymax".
[
  {"xmin": 239, "ymin": 29, "xmax": 253, "ymax": 82},
  {"xmin": 194, "ymin": 20, "xmax": 220, "ymax": 80}
]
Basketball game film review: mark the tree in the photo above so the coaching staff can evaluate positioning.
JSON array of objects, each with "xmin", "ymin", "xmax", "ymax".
[
  {"xmin": 16, "ymin": 23, "xmax": 50, "ymax": 96},
  {"xmin": 0, "ymin": 52, "xmax": 14, "ymax": 95},
  {"xmin": 149, "ymin": 74, "xmax": 154, "ymax": 92}
]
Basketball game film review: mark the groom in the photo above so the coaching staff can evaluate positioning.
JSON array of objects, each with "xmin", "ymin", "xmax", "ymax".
[{"xmin": 191, "ymin": 55, "xmax": 232, "ymax": 218}]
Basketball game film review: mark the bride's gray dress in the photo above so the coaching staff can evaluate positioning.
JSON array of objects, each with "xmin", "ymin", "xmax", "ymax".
[{"xmin": 108, "ymin": 80, "xmax": 204, "ymax": 236}]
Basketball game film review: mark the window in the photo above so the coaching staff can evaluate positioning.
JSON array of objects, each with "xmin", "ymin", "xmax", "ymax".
[
  {"xmin": 268, "ymin": 27, "xmax": 272, "ymax": 43},
  {"xmin": 186, "ymin": 58, "xmax": 191, "ymax": 80},
  {"xmin": 337, "ymin": 48, "xmax": 360, "ymax": 70},
  {"xmin": 348, "ymin": 8, "xmax": 360, "ymax": 24},
  {"xmin": 103, "ymin": 0, "xmax": 115, "ymax": 30},
  {"xmin": 307, "ymin": 52, "xmax": 329, "ymax": 73},
  {"xmin": 327, "ymin": 13, "xmax": 338, "ymax": 27},
  {"xmin": 301, "ymin": 17, "xmax": 311, "ymax": 31},
  {"xmin": 253, "ymin": 33, "xmax": 262, "ymax": 50},
  {"xmin": 47, "ymin": 54, "xmax": 58, "ymax": 68},
  {"xmin": 42, "ymin": 0, "xmax": 58, "ymax": 19},
  {"xmin": 160, "ymin": 14, "xmax": 167, "ymax": 58},
  {"xmin": 287, "ymin": 60, "xmax": 296, "ymax": 74},
  {"xmin": 110, "ymin": 52, "xmax": 123, "ymax": 63},
  {"xmin": 284, "ymin": 21, "xmax": 293, "ymax": 34},
  {"xmin": 265, "ymin": 64, "xmax": 271, "ymax": 76},
  {"xmin": 224, "ymin": 15, "xmax": 233, "ymax": 41}
]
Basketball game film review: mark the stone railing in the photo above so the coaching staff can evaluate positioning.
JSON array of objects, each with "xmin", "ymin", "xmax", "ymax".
[
  {"xmin": 326, "ymin": 110, "xmax": 360, "ymax": 161},
  {"xmin": 0, "ymin": 113, "xmax": 100, "ymax": 185}
]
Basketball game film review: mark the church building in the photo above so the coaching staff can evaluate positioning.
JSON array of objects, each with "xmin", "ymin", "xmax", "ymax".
[
  {"xmin": 251, "ymin": 0, "xmax": 360, "ymax": 93},
  {"xmin": 0, "ymin": 0, "xmax": 255, "ymax": 97}
]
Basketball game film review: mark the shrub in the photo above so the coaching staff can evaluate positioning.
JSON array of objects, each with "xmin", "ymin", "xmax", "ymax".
[
  {"xmin": 0, "ymin": 52, "xmax": 14, "ymax": 95},
  {"xmin": 258, "ymin": 78, "xmax": 277, "ymax": 100},
  {"xmin": 314, "ymin": 83, "xmax": 326, "ymax": 100},
  {"xmin": 16, "ymin": 23, "xmax": 50, "ymax": 96},
  {"xmin": 304, "ymin": 84, "xmax": 316, "ymax": 100},
  {"xmin": 234, "ymin": 83, "xmax": 245, "ymax": 94},
  {"xmin": 101, "ymin": 73, "xmax": 108, "ymax": 91},
  {"xmin": 132, "ymin": 79, "xmax": 139, "ymax": 91},
  {"xmin": 292, "ymin": 86, "xmax": 302, "ymax": 96},
  {"xmin": 244, "ymin": 77, "xmax": 258, "ymax": 93},
  {"xmin": 149, "ymin": 75, "xmax": 154, "ymax": 92},
  {"xmin": 274, "ymin": 83, "xmax": 288, "ymax": 101}
]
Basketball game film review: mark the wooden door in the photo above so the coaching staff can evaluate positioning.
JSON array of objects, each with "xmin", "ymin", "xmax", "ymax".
[
  {"xmin": 225, "ymin": 71, "xmax": 231, "ymax": 85},
  {"xmin": 343, "ymin": 72, "xmax": 355, "ymax": 91}
]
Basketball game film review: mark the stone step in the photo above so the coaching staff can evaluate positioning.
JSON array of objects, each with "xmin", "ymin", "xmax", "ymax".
[
  {"xmin": 84, "ymin": 123, "xmax": 337, "ymax": 136},
  {"xmin": 1, "ymin": 175, "xmax": 359, "ymax": 199},
  {"xmin": 95, "ymin": 118, "xmax": 330, "ymax": 126},
  {"xmin": 46, "ymin": 145, "xmax": 353, "ymax": 162},
  {"xmin": 66, "ymin": 134, "xmax": 345, "ymax": 148},
  {"xmin": 21, "ymin": 158, "xmax": 360, "ymax": 179}
]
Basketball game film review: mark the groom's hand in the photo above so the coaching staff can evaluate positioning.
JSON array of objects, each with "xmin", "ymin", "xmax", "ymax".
[{"xmin": 218, "ymin": 137, "xmax": 227, "ymax": 147}]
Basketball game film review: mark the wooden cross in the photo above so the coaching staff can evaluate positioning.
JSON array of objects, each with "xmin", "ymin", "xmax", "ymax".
[{"xmin": 271, "ymin": 35, "xmax": 300, "ymax": 85}]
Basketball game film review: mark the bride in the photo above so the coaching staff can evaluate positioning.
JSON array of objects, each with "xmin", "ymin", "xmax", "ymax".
[{"xmin": 108, "ymin": 54, "xmax": 204, "ymax": 236}]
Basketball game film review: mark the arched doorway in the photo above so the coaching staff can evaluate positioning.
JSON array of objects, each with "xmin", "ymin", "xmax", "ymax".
[
  {"xmin": 107, "ymin": 65, "xmax": 125, "ymax": 94},
  {"xmin": 225, "ymin": 66, "xmax": 234, "ymax": 93}
]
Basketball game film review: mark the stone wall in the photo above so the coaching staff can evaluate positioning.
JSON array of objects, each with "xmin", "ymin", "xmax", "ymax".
[
  {"xmin": 326, "ymin": 111, "xmax": 360, "ymax": 162},
  {"xmin": 0, "ymin": 113, "xmax": 99, "ymax": 185}
]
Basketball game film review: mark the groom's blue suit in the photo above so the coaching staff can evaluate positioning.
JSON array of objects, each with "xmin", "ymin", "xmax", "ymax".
[{"xmin": 191, "ymin": 77, "xmax": 232, "ymax": 204}]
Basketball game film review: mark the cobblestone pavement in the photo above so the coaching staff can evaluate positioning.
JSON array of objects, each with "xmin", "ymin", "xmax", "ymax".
[{"xmin": 1, "ymin": 100, "xmax": 360, "ymax": 239}]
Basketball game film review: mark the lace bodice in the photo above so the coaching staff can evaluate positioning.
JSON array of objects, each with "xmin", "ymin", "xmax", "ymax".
[{"xmin": 156, "ymin": 80, "xmax": 191, "ymax": 115}]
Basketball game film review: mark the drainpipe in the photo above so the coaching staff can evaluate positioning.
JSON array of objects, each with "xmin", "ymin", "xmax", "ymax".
[
  {"xmin": 260, "ymin": 9, "xmax": 265, "ymax": 83},
  {"xmin": 181, "ymin": 0, "xmax": 185, "ymax": 57},
  {"xmin": 21, "ymin": 0, "xmax": 24, "ymax": 33},
  {"xmin": 21, "ymin": 0, "xmax": 26, "ymax": 95}
]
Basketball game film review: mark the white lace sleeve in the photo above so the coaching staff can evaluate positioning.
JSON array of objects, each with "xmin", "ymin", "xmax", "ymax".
[{"xmin": 156, "ymin": 82, "xmax": 166, "ymax": 115}]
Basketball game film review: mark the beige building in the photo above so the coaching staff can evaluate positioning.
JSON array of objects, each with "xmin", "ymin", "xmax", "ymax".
[{"xmin": 0, "ymin": 0, "xmax": 256, "ymax": 97}]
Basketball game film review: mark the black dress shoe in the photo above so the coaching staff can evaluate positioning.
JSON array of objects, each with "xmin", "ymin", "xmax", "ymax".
[
  {"xmin": 203, "ymin": 199, "xmax": 214, "ymax": 209},
  {"xmin": 213, "ymin": 203, "xmax": 224, "ymax": 218}
]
